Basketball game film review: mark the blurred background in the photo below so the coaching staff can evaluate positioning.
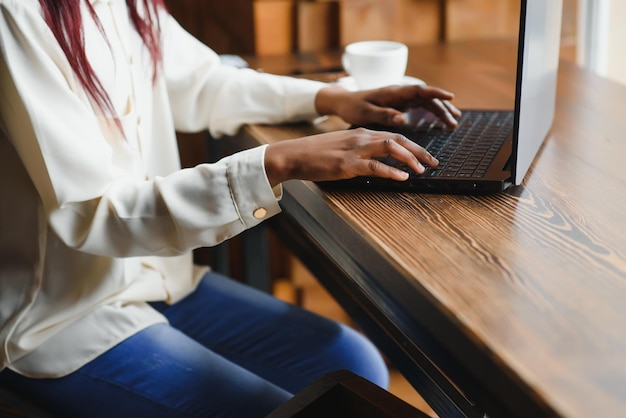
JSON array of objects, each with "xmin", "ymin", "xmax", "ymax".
[{"xmin": 163, "ymin": 0, "xmax": 624, "ymax": 86}]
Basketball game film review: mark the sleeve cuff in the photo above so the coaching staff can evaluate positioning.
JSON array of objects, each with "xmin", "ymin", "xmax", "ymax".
[{"xmin": 226, "ymin": 145, "xmax": 282, "ymax": 227}]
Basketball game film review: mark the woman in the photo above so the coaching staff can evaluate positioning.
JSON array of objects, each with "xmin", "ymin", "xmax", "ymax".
[{"xmin": 0, "ymin": 0, "xmax": 460, "ymax": 416}]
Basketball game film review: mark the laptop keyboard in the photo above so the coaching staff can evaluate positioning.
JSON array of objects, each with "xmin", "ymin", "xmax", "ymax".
[{"xmin": 414, "ymin": 111, "xmax": 514, "ymax": 179}]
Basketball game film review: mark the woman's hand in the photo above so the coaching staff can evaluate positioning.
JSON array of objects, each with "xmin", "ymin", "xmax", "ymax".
[
  {"xmin": 264, "ymin": 128, "xmax": 438, "ymax": 187},
  {"xmin": 264, "ymin": 82, "xmax": 460, "ymax": 187},
  {"xmin": 315, "ymin": 84, "xmax": 461, "ymax": 129}
]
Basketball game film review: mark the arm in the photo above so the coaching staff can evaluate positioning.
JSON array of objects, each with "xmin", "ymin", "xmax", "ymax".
[
  {"xmin": 160, "ymin": 12, "xmax": 327, "ymax": 137},
  {"xmin": 159, "ymin": 11, "xmax": 461, "ymax": 188}
]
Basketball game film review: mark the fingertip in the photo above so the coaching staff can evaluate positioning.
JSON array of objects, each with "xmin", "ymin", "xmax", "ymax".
[
  {"xmin": 412, "ymin": 161, "xmax": 425, "ymax": 175},
  {"xmin": 391, "ymin": 113, "xmax": 405, "ymax": 125},
  {"xmin": 444, "ymin": 100, "xmax": 461, "ymax": 117},
  {"xmin": 397, "ymin": 170, "xmax": 410, "ymax": 181}
]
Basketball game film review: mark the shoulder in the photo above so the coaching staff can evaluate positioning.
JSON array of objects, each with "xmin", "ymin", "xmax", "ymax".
[
  {"xmin": 0, "ymin": 0, "xmax": 43, "ymax": 14},
  {"xmin": 0, "ymin": 0, "xmax": 56, "ymax": 50},
  {"xmin": 0, "ymin": 0, "xmax": 47, "ymax": 33}
]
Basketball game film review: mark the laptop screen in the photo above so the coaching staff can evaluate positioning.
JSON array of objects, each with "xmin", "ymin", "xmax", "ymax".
[{"xmin": 513, "ymin": 0, "xmax": 563, "ymax": 185}]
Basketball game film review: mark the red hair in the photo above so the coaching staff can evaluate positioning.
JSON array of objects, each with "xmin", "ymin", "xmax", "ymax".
[{"xmin": 39, "ymin": 0, "xmax": 165, "ymax": 118}]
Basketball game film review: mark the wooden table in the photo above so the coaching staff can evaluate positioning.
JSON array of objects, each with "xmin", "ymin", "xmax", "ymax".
[{"xmin": 223, "ymin": 40, "xmax": 626, "ymax": 418}]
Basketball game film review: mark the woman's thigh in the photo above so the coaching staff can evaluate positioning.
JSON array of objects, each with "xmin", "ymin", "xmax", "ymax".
[
  {"xmin": 151, "ymin": 271, "xmax": 389, "ymax": 393},
  {"xmin": 0, "ymin": 324, "xmax": 292, "ymax": 418},
  {"xmin": 0, "ymin": 272, "xmax": 388, "ymax": 417}
]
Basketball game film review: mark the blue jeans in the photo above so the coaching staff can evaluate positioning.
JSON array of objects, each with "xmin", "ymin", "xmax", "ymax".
[{"xmin": 0, "ymin": 272, "xmax": 388, "ymax": 417}]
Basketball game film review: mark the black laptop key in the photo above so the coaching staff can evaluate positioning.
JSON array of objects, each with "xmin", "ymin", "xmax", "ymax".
[{"xmin": 420, "ymin": 111, "xmax": 514, "ymax": 179}]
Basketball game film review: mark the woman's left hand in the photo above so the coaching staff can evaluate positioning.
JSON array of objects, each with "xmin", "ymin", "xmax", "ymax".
[{"xmin": 315, "ymin": 84, "xmax": 461, "ymax": 129}]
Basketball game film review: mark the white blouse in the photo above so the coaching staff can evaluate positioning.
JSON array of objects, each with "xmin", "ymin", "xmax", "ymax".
[{"xmin": 0, "ymin": 0, "xmax": 326, "ymax": 377}]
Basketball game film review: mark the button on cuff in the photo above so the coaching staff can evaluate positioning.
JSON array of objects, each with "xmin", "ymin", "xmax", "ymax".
[{"xmin": 253, "ymin": 208, "xmax": 268, "ymax": 219}]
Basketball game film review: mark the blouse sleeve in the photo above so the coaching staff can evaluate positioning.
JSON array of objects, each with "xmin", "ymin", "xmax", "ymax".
[{"xmin": 160, "ymin": 12, "xmax": 328, "ymax": 137}]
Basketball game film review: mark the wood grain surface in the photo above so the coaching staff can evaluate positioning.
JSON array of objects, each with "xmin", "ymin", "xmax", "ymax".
[{"xmin": 230, "ymin": 41, "xmax": 626, "ymax": 417}]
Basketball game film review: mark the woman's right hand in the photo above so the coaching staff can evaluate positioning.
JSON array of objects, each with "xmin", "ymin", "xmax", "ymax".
[{"xmin": 264, "ymin": 128, "xmax": 439, "ymax": 187}]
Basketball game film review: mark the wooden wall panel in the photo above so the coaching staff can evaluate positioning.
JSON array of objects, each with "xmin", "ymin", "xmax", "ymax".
[
  {"xmin": 395, "ymin": 0, "xmax": 443, "ymax": 45},
  {"xmin": 165, "ymin": 0, "xmax": 578, "ymax": 55},
  {"xmin": 164, "ymin": 0, "xmax": 255, "ymax": 54},
  {"xmin": 166, "ymin": 0, "xmax": 293, "ymax": 55},
  {"xmin": 297, "ymin": 1, "xmax": 340, "ymax": 53},
  {"xmin": 339, "ymin": 0, "xmax": 442, "ymax": 46},
  {"xmin": 338, "ymin": 0, "xmax": 400, "ymax": 44},
  {"xmin": 445, "ymin": 0, "xmax": 520, "ymax": 41},
  {"xmin": 254, "ymin": 0, "xmax": 295, "ymax": 55}
]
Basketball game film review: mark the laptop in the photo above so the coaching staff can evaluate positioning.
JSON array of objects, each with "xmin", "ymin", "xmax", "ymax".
[{"xmin": 321, "ymin": 0, "xmax": 563, "ymax": 194}]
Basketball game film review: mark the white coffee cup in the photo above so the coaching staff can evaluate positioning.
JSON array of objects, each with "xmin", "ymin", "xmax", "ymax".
[{"xmin": 342, "ymin": 40, "xmax": 408, "ymax": 90}]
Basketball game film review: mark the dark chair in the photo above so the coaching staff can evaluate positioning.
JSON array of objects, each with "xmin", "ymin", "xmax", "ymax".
[
  {"xmin": 0, "ymin": 386, "xmax": 55, "ymax": 418},
  {"xmin": 267, "ymin": 370, "xmax": 432, "ymax": 418}
]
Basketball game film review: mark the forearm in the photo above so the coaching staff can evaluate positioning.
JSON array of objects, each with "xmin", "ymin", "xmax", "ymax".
[{"xmin": 48, "ymin": 147, "xmax": 280, "ymax": 257}]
